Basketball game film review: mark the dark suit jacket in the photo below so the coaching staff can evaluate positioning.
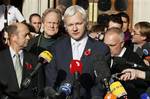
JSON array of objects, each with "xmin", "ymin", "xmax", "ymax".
[
  {"xmin": 45, "ymin": 36, "xmax": 111, "ymax": 99},
  {"xmin": 111, "ymin": 47, "xmax": 149, "ymax": 99},
  {"xmin": 0, "ymin": 48, "xmax": 40, "ymax": 99}
]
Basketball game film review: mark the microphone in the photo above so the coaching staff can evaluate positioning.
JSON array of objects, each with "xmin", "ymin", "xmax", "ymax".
[
  {"xmin": 58, "ymin": 81, "xmax": 72, "ymax": 96},
  {"xmin": 140, "ymin": 93, "xmax": 150, "ymax": 99},
  {"xmin": 110, "ymin": 81, "xmax": 127, "ymax": 98},
  {"xmin": 69, "ymin": 60, "xmax": 82, "ymax": 99},
  {"xmin": 142, "ymin": 42, "xmax": 150, "ymax": 62},
  {"xmin": 92, "ymin": 53, "xmax": 111, "ymax": 83},
  {"xmin": 69, "ymin": 60, "xmax": 83, "ymax": 80},
  {"xmin": 21, "ymin": 51, "xmax": 53, "ymax": 89},
  {"xmin": 113, "ymin": 57, "xmax": 144, "ymax": 68}
]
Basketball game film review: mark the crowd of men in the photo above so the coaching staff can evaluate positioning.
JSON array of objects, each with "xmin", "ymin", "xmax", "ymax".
[{"xmin": 0, "ymin": 0, "xmax": 150, "ymax": 99}]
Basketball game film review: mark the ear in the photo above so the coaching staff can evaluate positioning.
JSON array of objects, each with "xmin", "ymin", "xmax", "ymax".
[
  {"xmin": 11, "ymin": 34, "xmax": 18, "ymax": 41},
  {"xmin": 141, "ymin": 36, "xmax": 147, "ymax": 41}
]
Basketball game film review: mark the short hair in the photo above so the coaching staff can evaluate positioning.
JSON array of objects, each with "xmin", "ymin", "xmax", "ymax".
[
  {"xmin": 29, "ymin": 13, "xmax": 41, "ymax": 23},
  {"xmin": 97, "ymin": 14, "xmax": 109, "ymax": 27},
  {"xmin": 105, "ymin": 27, "xmax": 124, "ymax": 42},
  {"xmin": 63, "ymin": 5, "xmax": 87, "ymax": 24},
  {"xmin": 134, "ymin": 21, "xmax": 150, "ymax": 41},
  {"xmin": 109, "ymin": 14, "xmax": 123, "ymax": 27},
  {"xmin": 117, "ymin": 12, "xmax": 130, "ymax": 23},
  {"xmin": 5, "ymin": 24, "xmax": 18, "ymax": 38},
  {"xmin": 90, "ymin": 24, "xmax": 106, "ymax": 33},
  {"xmin": 42, "ymin": 8, "xmax": 62, "ymax": 24},
  {"xmin": 5, "ymin": 23, "xmax": 28, "ymax": 38}
]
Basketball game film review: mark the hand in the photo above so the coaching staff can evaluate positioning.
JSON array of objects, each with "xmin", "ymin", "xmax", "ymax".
[{"xmin": 119, "ymin": 69, "xmax": 146, "ymax": 81}]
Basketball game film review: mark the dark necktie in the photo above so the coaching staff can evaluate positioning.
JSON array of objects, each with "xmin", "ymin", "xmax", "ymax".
[{"xmin": 4, "ymin": 5, "xmax": 8, "ymax": 28}]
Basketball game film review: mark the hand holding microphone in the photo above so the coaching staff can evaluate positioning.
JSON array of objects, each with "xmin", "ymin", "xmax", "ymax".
[{"xmin": 22, "ymin": 50, "xmax": 53, "ymax": 89}]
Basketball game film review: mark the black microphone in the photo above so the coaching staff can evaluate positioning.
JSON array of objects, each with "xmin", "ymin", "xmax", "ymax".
[
  {"xmin": 93, "ymin": 53, "xmax": 111, "ymax": 82},
  {"xmin": 40, "ymin": 82, "xmax": 72, "ymax": 98},
  {"xmin": 21, "ymin": 51, "xmax": 53, "ymax": 89},
  {"xmin": 113, "ymin": 57, "xmax": 144, "ymax": 68}
]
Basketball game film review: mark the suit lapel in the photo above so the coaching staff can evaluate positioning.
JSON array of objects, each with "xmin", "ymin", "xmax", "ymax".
[
  {"xmin": 22, "ymin": 51, "xmax": 33, "ymax": 84},
  {"xmin": 63, "ymin": 37, "xmax": 73, "ymax": 73},
  {"xmin": 4, "ymin": 49, "xmax": 20, "ymax": 91},
  {"xmin": 80, "ymin": 37, "xmax": 93, "ymax": 73}
]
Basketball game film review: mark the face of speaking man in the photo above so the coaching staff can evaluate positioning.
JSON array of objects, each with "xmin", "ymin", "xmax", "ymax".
[{"xmin": 64, "ymin": 12, "xmax": 87, "ymax": 41}]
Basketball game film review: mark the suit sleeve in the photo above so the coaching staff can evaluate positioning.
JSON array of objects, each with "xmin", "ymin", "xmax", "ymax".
[
  {"xmin": 45, "ymin": 48, "xmax": 57, "ymax": 88},
  {"xmin": 145, "ymin": 71, "xmax": 150, "ymax": 81}
]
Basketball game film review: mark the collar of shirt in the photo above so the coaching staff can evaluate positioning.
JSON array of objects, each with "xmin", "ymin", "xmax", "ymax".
[
  {"xmin": 117, "ymin": 47, "xmax": 126, "ymax": 57},
  {"xmin": 9, "ymin": 47, "xmax": 24, "ymax": 66},
  {"xmin": 71, "ymin": 34, "xmax": 88, "ymax": 60},
  {"xmin": 71, "ymin": 34, "xmax": 88, "ymax": 46}
]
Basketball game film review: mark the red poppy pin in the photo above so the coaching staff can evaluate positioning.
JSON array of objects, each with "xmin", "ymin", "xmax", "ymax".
[
  {"xmin": 25, "ymin": 63, "xmax": 32, "ymax": 71},
  {"xmin": 84, "ymin": 48, "xmax": 91, "ymax": 56}
]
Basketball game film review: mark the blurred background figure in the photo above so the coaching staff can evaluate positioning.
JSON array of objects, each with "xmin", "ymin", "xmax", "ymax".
[
  {"xmin": 97, "ymin": 14, "xmax": 109, "ymax": 28},
  {"xmin": 29, "ymin": 13, "xmax": 42, "ymax": 34},
  {"xmin": 0, "ymin": 0, "xmax": 25, "ymax": 51},
  {"xmin": 89, "ymin": 24, "xmax": 106, "ymax": 41},
  {"xmin": 131, "ymin": 21, "xmax": 150, "ymax": 66},
  {"xmin": 117, "ymin": 12, "xmax": 132, "ymax": 49},
  {"xmin": 26, "ymin": 8, "xmax": 63, "ymax": 56},
  {"xmin": 108, "ymin": 14, "xmax": 123, "ymax": 29},
  {"xmin": 0, "ymin": 0, "xmax": 25, "ymax": 31},
  {"xmin": 56, "ymin": 4, "xmax": 66, "ymax": 19}
]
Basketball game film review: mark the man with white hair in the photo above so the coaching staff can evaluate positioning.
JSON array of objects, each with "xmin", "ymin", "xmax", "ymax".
[{"xmin": 45, "ymin": 5, "xmax": 111, "ymax": 99}]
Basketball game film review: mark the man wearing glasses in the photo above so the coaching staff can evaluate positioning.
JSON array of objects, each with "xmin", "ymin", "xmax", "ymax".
[{"xmin": 104, "ymin": 27, "xmax": 148, "ymax": 99}]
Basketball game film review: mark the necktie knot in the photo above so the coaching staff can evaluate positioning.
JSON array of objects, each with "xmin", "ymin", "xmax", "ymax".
[{"xmin": 73, "ymin": 42, "xmax": 81, "ymax": 60}]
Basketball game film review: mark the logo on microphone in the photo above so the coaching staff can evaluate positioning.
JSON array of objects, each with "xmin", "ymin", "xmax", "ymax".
[
  {"xmin": 70, "ymin": 60, "xmax": 82, "ymax": 75},
  {"xmin": 39, "ymin": 51, "xmax": 53, "ymax": 63}
]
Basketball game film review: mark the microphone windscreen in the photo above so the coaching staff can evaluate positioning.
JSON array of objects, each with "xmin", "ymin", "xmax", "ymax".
[
  {"xmin": 140, "ymin": 93, "xmax": 150, "ymax": 99},
  {"xmin": 39, "ymin": 51, "xmax": 53, "ymax": 63},
  {"xmin": 110, "ymin": 81, "xmax": 127, "ymax": 98},
  {"xmin": 69, "ymin": 60, "xmax": 82, "ymax": 75},
  {"xmin": 58, "ymin": 82, "xmax": 72, "ymax": 96},
  {"xmin": 142, "ymin": 42, "xmax": 150, "ymax": 62}
]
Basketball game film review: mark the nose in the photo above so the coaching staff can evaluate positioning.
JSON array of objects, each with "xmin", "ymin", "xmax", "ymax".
[
  {"xmin": 50, "ymin": 23, "xmax": 54, "ymax": 28},
  {"xmin": 73, "ymin": 24, "xmax": 78, "ymax": 31}
]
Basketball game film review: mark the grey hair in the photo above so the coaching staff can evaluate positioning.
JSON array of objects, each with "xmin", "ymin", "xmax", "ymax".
[
  {"xmin": 42, "ymin": 8, "xmax": 62, "ymax": 24},
  {"xmin": 63, "ymin": 5, "xmax": 87, "ymax": 24},
  {"xmin": 106, "ymin": 27, "xmax": 125, "ymax": 42}
]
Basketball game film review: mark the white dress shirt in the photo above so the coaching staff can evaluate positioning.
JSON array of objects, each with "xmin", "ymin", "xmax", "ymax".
[
  {"xmin": 0, "ymin": 4, "xmax": 25, "ymax": 31},
  {"xmin": 71, "ymin": 35, "xmax": 88, "ymax": 60},
  {"xmin": 9, "ymin": 47, "xmax": 24, "ymax": 67}
]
